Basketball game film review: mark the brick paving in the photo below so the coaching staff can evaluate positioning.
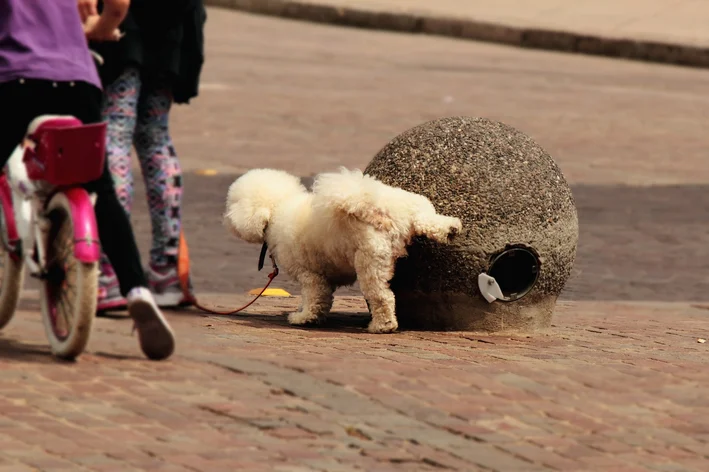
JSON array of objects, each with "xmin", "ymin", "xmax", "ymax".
[
  {"xmin": 1, "ymin": 8, "xmax": 709, "ymax": 472},
  {"xmin": 153, "ymin": 9, "xmax": 709, "ymax": 300},
  {"xmin": 170, "ymin": 9, "xmax": 709, "ymax": 186},
  {"xmin": 0, "ymin": 294, "xmax": 708, "ymax": 471},
  {"xmin": 137, "ymin": 173, "xmax": 709, "ymax": 302}
]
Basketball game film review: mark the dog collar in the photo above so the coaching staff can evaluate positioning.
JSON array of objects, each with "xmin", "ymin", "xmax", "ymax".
[{"xmin": 258, "ymin": 242, "xmax": 268, "ymax": 271}]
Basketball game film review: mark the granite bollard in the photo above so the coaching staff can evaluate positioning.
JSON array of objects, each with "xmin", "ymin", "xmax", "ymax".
[{"xmin": 365, "ymin": 117, "xmax": 578, "ymax": 332}]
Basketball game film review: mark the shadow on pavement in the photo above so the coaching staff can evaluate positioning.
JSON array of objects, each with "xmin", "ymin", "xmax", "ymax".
[
  {"xmin": 92, "ymin": 351, "xmax": 145, "ymax": 361},
  {"xmin": 224, "ymin": 310, "xmax": 372, "ymax": 334},
  {"xmin": 128, "ymin": 173, "xmax": 708, "ymax": 303},
  {"xmin": 0, "ymin": 336, "xmax": 62, "ymax": 364}
]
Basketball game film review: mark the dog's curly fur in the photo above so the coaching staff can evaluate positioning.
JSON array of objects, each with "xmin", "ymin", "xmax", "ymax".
[{"xmin": 224, "ymin": 167, "xmax": 462, "ymax": 333}]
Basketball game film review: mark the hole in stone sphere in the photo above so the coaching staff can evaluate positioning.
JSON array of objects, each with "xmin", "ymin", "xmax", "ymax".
[{"xmin": 487, "ymin": 247, "xmax": 540, "ymax": 302}]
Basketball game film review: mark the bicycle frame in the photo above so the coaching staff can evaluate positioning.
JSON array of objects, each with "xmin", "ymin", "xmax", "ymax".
[
  {"xmin": 0, "ymin": 172, "xmax": 20, "ymax": 259},
  {"xmin": 1, "ymin": 118, "xmax": 105, "ymax": 276},
  {"xmin": 4, "ymin": 144, "xmax": 42, "ymax": 272}
]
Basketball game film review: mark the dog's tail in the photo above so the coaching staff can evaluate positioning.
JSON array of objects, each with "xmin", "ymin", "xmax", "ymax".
[{"xmin": 312, "ymin": 167, "xmax": 394, "ymax": 231}]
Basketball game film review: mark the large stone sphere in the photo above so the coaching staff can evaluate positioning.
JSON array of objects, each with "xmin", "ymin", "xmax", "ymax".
[{"xmin": 364, "ymin": 116, "xmax": 578, "ymax": 332}]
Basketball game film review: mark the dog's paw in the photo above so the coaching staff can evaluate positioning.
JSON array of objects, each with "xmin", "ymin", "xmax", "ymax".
[
  {"xmin": 445, "ymin": 218, "xmax": 463, "ymax": 243},
  {"xmin": 367, "ymin": 317, "xmax": 399, "ymax": 334},
  {"xmin": 422, "ymin": 216, "xmax": 462, "ymax": 244},
  {"xmin": 288, "ymin": 311, "xmax": 322, "ymax": 325},
  {"xmin": 447, "ymin": 225, "xmax": 459, "ymax": 242},
  {"xmin": 448, "ymin": 221, "xmax": 463, "ymax": 243}
]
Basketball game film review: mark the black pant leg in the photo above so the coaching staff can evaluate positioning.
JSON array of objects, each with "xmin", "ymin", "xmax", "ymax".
[
  {"xmin": 83, "ymin": 162, "xmax": 147, "ymax": 295},
  {"xmin": 0, "ymin": 79, "xmax": 147, "ymax": 296},
  {"xmin": 0, "ymin": 80, "xmax": 45, "ymax": 167},
  {"xmin": 65, "ymin": 83, "xmax": 148, "ymax": 296}
]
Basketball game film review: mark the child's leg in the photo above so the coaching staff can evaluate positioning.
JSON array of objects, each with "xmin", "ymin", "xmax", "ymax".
[
  {"xmin": 102, "ymin": 67, "xmax": 141, "ymax": 212},
  {"xmin": 97, "ymin": 68, "xmax": 142, "ymax": 310},
  {"xmin": 0, "ymin": 80, "xmax": 36, "ymax": 166},
  {"xmin": 134, "ymin": 87, "xmax": 183, "ymax": 267},
  {"xmin": 133, "ymin": 86, "xmax": 188, "ymax": 306},
  {"xmin": 0, "ymin": 78, "xmax": 173, "ymax": 360},
  {"xmin": 66, "ymin": 82, "xmax": 175, "ymax": 361},
  {"xmin": 86, "ymin": 142, "xmax": 176, "ymax": 361}
]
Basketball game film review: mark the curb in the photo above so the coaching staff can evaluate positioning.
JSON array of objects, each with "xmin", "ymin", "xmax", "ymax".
[{"xmin": 205, "ymin": 0, "xmax": 709, "ymax": 69}]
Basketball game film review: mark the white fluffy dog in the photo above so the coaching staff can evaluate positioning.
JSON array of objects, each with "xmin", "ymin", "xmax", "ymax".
[{"xmin": 223, "ymin": 167, "xmax": 462, "ymax": 333}]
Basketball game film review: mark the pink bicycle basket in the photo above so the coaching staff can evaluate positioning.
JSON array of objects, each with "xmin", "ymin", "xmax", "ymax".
[{"xmin": 23, "ymin": 118, "xmax": 107, "ymax": 186}]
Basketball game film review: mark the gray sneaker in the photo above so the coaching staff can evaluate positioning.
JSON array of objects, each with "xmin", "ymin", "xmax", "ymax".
[
  {"xmin": 97, "ymin": 271, "xmax": 127, "ymax": 313},
  {"xmin": 146, "ymin": 264, "xmax": 194, "ymax": 308},
  {"xmin": 97, "ymin": 256, "xmax": 127, "ymax": 313}
]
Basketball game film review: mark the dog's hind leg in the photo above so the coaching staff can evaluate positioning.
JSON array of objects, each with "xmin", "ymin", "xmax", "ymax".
[
  {"xmin": 288, "ymin": 273, "xmax": 334, "ymax": 326},
  {"xmin": 355, "ymin": 251, "xmax": 398, "ymax": 334},
  {"xmin": 413, "ymin": 214, "xmax": 462, "ymax": 244}
]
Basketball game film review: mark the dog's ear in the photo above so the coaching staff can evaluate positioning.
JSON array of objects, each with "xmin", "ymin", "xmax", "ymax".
[
  {"xmin": 252, "ymin": 207, "xmax": 270, "ymax": 240},
  {"xmin": 224, "ymin": 201, "xmax": 270, "ymax": 244}
]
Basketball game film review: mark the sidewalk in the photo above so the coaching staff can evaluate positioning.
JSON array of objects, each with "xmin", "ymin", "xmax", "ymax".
[
  {"xmin": 0, "ymin": 291, "xmax": 708, "ymax": 471},
  {"xmin": 205, "ymin": 0, "xmax": 709, "ymax": 68}
]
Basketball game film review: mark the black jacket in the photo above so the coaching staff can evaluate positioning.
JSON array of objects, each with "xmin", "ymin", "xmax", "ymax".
[{"xmin": 91, "ymin": 0, "xmax": 206, "ymax": 104}]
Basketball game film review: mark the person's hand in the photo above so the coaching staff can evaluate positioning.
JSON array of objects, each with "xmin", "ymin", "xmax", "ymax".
[
  {"xmin": 78, "ymin": 0, "xmax": 98, "ymax": 22},
  {"xmin": 83, "ymin": 15, "xmax": 124, "ymax": 41}
]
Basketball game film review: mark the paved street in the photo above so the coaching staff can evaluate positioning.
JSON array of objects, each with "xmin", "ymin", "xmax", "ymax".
[
  {"xmin": 2, "ymin": 293, "xmax": 709, "ymax": 471},
  {"xmin": 161, "ymin": 9, "xmax": 709, "ymax": 301},
  {"xmin": 1, "ymin": 7, "xmax": 708, "ymax": 472},
  {"xmin": 171, "ymin": 8, "xmax": 709, "ymax": 186}
]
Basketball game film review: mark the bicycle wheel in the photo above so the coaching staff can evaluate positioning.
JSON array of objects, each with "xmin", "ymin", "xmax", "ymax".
[
  {"xmin": 0, "ymin": 208, "xmax": 24, "ymax": 329},
  {"xmin": 38, "ymin": 192, "xmax": 98, "ymax": 360}
]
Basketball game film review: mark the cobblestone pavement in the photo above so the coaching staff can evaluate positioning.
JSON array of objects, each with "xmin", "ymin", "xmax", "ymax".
[
  {"xmin": 170, "ymin": 10, "xmax": 709, "ymax": 186},
  {"xmin": 139, "ymin": 174, "xmax": 709, "ymax": 302},
  {"xmin": 1, "ymin": 8, "xmax": 709, "ymax": 472},
  {"xmin": 0, "ymin": 295, "xmax": 708, "ymax": 471},
  {"xmin": 153, "ymin": 10, "xmax": 709, "ymax": 301}
]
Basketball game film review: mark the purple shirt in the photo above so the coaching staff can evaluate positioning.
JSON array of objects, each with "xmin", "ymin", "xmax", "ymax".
[{"xmin": 0, "ymin": 0, "xmax": 101, "ymax": 88}]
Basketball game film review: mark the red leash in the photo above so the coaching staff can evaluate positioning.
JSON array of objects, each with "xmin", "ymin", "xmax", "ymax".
[{"xmin": 178, "ymin": 231, "xmax": 280, "ymax": 316}]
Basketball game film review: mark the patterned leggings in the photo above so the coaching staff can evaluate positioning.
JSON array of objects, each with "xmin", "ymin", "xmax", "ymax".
[{"xmin": 101, "ymin": 68, "xmax": 183, "ymax": 270}]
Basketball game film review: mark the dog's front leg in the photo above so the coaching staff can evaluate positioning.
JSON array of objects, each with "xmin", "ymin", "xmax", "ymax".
[
  {"xmin": 355, "ymin": 252, "xmax": 398, "ymax": 334},
  {"xmin": 288, "ymin": 273, "xmax": 334, "ymax": 326}
]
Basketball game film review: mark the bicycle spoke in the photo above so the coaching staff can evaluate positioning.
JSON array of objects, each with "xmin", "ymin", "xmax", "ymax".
[
  {"xmin": 44, "ymin": 207, "xmax": 80, "ymax": 341},
  {"xmin": 59, "ymin": 226, "xmax": 77, "ymax": 324},
  {"xmin": 59, "ymin": 268, "xmax": 78, "ymax": 324}
]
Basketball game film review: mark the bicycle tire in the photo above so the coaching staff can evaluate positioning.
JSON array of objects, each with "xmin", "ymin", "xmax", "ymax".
[
  {"xmin": 0, "ymin": 209, "xmax": 24, "ymax": 329},
  {"xmin": 39, "ymin": 192, "xmax": 97, "ymax": 360}
]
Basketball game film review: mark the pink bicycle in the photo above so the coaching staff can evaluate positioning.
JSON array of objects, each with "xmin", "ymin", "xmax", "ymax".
[{"xmin": 0, "ymin": 115, "xmax": 106, "ymax": 360}]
